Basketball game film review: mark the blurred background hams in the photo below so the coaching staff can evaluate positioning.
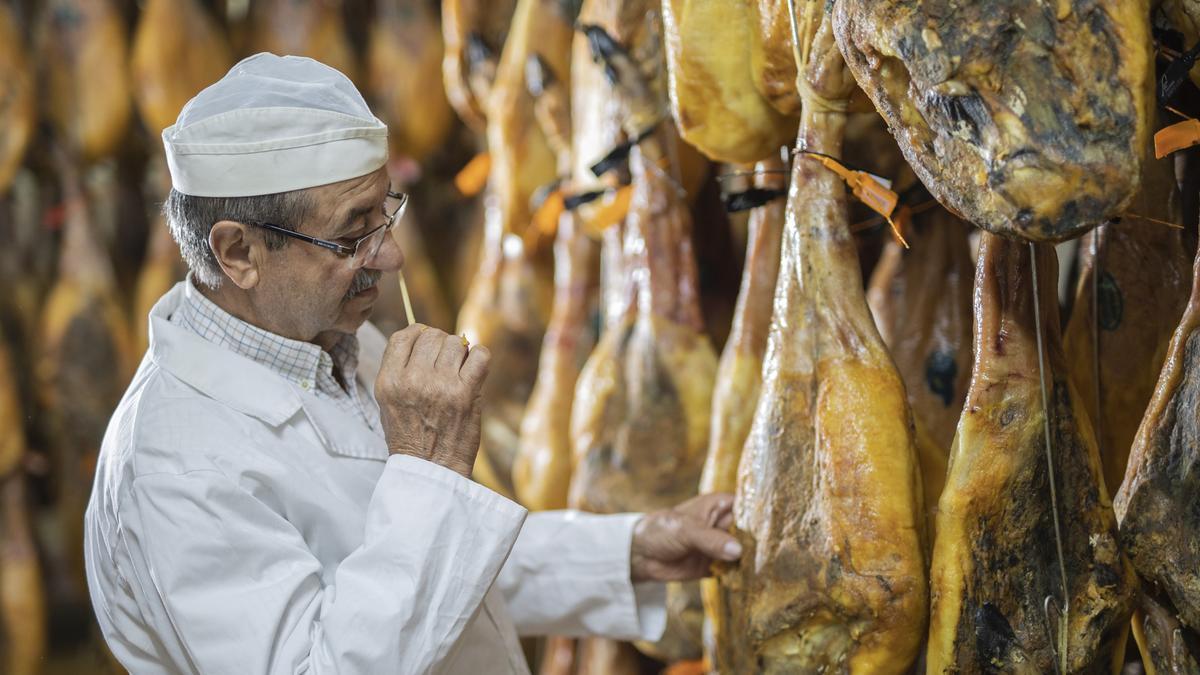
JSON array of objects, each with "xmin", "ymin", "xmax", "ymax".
[
  {"xmin": 368, "ymin": 0, "xmax": 453, "ymax": 163},
  {"xmin": 37, "ymin": 0, "xmax": 132, "ymax": 164},
  {"xmin": 0, "ymin": 2, "xmax": 35, "ymax": 195},
  {"xmin": 250, "ymin": 0, "xmax": 358, "ymax": 84},
  {"xmin": 130, "ymin": 0, "xmax": 233, "ymax": 134},
  {"xmin": 442, "ymin": 0, "xmax": 518, "ymax": 132}
]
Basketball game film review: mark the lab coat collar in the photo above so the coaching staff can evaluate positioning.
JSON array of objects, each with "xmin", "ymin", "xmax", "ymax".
[{"xmin": 147, "ymin": 282, "xmax": 390, "ymax": 450}]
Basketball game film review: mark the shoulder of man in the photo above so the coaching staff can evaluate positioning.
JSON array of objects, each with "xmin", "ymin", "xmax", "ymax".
[{"xmin": 101, "ymin": 361, "xmax": 262, "ymax": 486}]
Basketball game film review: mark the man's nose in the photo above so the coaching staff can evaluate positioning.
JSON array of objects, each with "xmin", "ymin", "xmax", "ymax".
[{"xmin": 370, "ymin": 230, "xmax": 405, "ymax": 272}]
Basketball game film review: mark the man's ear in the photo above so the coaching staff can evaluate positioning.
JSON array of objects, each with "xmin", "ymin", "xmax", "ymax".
[{"xmin": 209, "ymin": 220, "xmax": 261, "ymax": 290}]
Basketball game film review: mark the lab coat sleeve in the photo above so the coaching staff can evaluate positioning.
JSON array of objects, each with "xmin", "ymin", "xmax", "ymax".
[
  {"xmin": 118, "ymin": 454, "xmax": 527, "ymax": 675},
  {"xmin": 494, "ymin": 511, "xmax": 667, "ymax": 641}
]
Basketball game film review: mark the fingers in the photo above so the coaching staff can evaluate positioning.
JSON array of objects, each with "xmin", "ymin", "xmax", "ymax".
[
  {"xmin": 682, "ymin": 521, "xmax": 742, "ymax": 563},
  {"xmin": 677, "ymin": 492, "xmax": 735, "ymax": 528},
  {"xmin": 459, "ymin": 345, "xmax": 491, "ymax": 388},
  {"xmin": 408, "ymin": 325, "xmax": 446, "ymax": 368},
  {"xmin": 381, "ymin": 323, "xmax": 425, "ymax": 369},
  {"xmin": 434, "ymin": 333, "xmax": 468, "ymax": 372}
]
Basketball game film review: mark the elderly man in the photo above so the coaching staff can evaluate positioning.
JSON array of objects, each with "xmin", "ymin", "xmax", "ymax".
[{"xmin": 83, "ymin": 54, "xmax": 740, "ymax": 674}]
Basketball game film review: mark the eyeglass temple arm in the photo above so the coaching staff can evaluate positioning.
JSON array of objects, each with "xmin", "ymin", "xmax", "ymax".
[{"xmin": 254, "ymin": 221, "xmax": 354, "ymax": 255}]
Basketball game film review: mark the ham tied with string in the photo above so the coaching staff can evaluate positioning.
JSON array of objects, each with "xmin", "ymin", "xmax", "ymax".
[{"xmin": 715, "ymin": 3, "xmax": 927, "ymax": 670}]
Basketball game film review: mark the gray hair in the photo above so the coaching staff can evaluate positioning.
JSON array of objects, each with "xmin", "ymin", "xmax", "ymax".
[{"xmin": 162, "ymin": 188, "xmax": 316, "ymax": 289}]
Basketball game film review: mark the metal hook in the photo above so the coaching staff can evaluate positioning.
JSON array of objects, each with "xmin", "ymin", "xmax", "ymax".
[{"xmin": 1042, "ymin": 595, "xmax": 1064, "ymax": 675}]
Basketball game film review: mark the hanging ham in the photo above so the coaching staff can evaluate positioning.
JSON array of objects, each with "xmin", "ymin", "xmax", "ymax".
[
  {"xmin": 569, "ymin": 140, "xmax": 716, "ymax": 663},
  {"xmin": 833, "ymin": 0, "xmax": 1152, "ymax": 242},
  {"xmin": 37, "ymin": 0, "xmax": 133, "ymax": 163},
  {"xmin": 716, "ymin": 3, "xmax": 927, "ymax": 670},
  {"xmin": 131, "ymin": 0, "xmax": 233, "ymax": 134},
  {"xmin": 513, "ymin": 51, "xmax": 600, "ymax": 512},
  {"xmin": 867, "ymin": 203, "xmax": 973, "ymax": 531},
  {"xmin": 456, "ymin": 0, "xmax": 576, "ymax": 498},
  {"xmin": 699, "ymin": 155, "xmax": 785, "ymax": 669},
  {"xmin": 367, "ymin": 0, "xmax": 455, "ymax": 164},
  {"xmin": 0, "ymin": 2, "xmax": 34, "ymax": 194},
  {"xmin": 660, "ymin": 0, "xmax": 796, "ymax": 164},
  {"xmin": 0, "ymin": 337, "xmax": 44, "ymax": 675},
  {"xmin": 1114, "ymin": 238, "xmax": 1200, "ymax": 671},
  {"xmin": 35, "ymin": 154, "xmax": 136, "ymax": 616},
  {"xmin": 442, "ymin": 0, "xmax": 519, "ymax": 131},
  {"xmin": 1063, "ymin": 146, "xmax": 1192, "ymax": 497},
  {"xmin": 250, "ymin": 0, "xmax": 358, "ymax": 85},
  {"xmin": 928, "ymin": 232, "xmax": 1135, "ymax": 673}
]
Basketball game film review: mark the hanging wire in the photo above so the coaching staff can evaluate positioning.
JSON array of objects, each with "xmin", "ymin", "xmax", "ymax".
[{"xmin": 1029, "ymin": 242, "xmax": 1070, "ymax": 675}]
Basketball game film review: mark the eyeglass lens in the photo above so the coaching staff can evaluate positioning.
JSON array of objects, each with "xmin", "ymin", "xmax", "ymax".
[{"xmin": 351, "ymin": 193, "xmax": 405, "ymax": 268}]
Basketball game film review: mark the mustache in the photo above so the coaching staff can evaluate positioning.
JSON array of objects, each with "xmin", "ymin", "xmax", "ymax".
[{"xmin": 345, "ymin": 269, "xmax": 382, "ymax": 299}]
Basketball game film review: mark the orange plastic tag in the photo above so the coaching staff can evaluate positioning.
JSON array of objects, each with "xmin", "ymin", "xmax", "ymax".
[
  {"xmin": 853, "ymin": 173, "xmax": 900, "ymax": 220},
  {"xmin": 525, "ymin": 189, "xmax": 565, "ymax": 248},
  {"xmin": 454, "ymin": 152, "xmax": 491, "ymax": 196},
  {"xmin": 1154, "ymin": 119, "xmax": 1200, "ymax": 158},
  {"xmin": 583, "ymin": 185, "xmax": 633, "ymax": 238},
  {"xmin": 803, "ymin": 151, "xmax": 909, "ymax": 248},
  {"xmin": 662, "ymin": 661, "xmax": 707, "ymax": 675}
]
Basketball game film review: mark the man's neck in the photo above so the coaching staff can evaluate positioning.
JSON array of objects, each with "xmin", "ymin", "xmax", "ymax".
[{"xmin": 195, "ymin": 279, "xmax": 342, "ymax": 355}]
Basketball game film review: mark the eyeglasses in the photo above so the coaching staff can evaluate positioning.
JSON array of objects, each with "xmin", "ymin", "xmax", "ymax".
[{"xmin": 250, "ymin": 190, "xmax": 409, "ymax": 269}]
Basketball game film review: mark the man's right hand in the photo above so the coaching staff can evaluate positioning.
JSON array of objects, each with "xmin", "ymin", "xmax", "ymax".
[{"xmin": 375, "ymin": 324, "xmax": 491, "ymax": 477}]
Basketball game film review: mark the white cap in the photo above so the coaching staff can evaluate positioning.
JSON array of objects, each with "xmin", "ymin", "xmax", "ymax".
[{"xmin": 163, "ymin": 53, "xmax": 388, "ymax": 197}]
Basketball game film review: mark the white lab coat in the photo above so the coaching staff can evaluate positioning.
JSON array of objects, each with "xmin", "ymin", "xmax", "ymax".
[{"xmin": 84, "ymin": 282, "xmax": 666, "ymax": 674}]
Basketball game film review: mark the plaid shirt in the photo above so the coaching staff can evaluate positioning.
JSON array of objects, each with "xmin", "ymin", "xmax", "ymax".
[{"xmin": 171, "ymin": 277, "xmax": 381, "ymax": 431}]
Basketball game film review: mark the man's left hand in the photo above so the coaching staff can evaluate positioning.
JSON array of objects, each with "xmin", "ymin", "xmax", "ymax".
[{"xmin": 630, "ymin": 493, "xmax": 742, "ymax": 583}]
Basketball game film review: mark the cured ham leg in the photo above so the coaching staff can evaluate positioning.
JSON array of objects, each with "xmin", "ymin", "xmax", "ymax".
[
  {"xmin": 131, "ymin": 0, "xmax": 233, "ymax": 134},
  {"xmin": 0, "ymin": 340, "xmax": 44, "ymax": 675},
  {"xmin": 928, "ymin": 233, "xmax": 1135, "ymax": 673},
  {"xmin": 867, "ymin": 206, "xmax": 973, "ymax": 451},
  {"xmin": 718, "ymin": 4, "xmax": 927, "ymax": 670},
  {"xmin": 458, "ymin": 0, "xmax": 575, "ymax": 498},
  {"xmin": 569, "ymin": 140, "xmax": 716, "ymax": 663},
  {"xmin": 36, "ymin": 155, "xmax": 136, "ymax": 615},
  {"xmin": 867, "ymin": 205, "xmax": 973, "ymax": 532},
  {"xmin": 1063, "ymin": 147, "xmax": 1191, "ymax": 496},
  {"xmin": 0, "ymin": 2, "xmax": 34, "ymax": 194},
  {"xmin": 37, "ymin": 0, "xmax": 132, "ymax": 163},
  {"xmin": 661, "ymin": 0, "xmax": 795, "ymax": 163},
  {"xmin": 514, "ymin": 53, "xmax": 599, "ymax": 513},
  {"xmin": 250, "ymin": 0, "xmax": 358, "ymax": 84},
  {"xmin": 442, "ymin": 0, "xmax": 518, "ymax": 131},
  {"xmin": 1115, "ymin": 241, "xmax": 1200, "ymax": 672},
  {"xmin": 699, "ymin": 156, "xmax": 785, "ymax": 668},
  {"xmin": 367, "ymin": 0, "xmax": 454, "ymax": 164},
  {"xmin": 833, "ymin": 0, "xmax": 1152, "ymax": 242}
]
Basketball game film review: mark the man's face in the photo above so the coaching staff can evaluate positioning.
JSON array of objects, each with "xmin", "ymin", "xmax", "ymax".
[{"xmin": 253, "ymin": 168, "xmax": 404, "ymax": 343}]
